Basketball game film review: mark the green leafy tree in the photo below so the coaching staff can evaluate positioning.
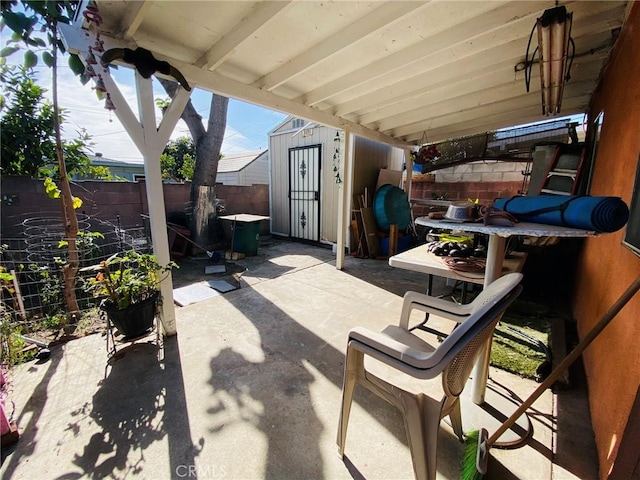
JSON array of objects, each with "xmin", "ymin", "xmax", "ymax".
[
  {"xmin": 0, "ymin": 65, "xmax": 103, "ymax": 178},
  {"xmin": 160, "ymin": 136, "xmax": 196, "ymax": 181},
  {"xmin": 1, "ymin": 1, "xmax": 86, "ymax": 321},
  {"xmin": 0, "ymin": 66, "xmax": 54, "ymax": 176}
]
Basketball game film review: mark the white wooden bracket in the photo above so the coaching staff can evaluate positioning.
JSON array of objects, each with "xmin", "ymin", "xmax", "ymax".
[{"xmin": 60, "ymin": 17, "xmax": 193, "ymax": 336}]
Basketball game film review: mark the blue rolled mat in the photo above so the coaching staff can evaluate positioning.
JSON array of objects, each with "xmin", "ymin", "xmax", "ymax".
[{"xmin": 493, "ymin": 195, "xmax": 629, "ymax": 233}]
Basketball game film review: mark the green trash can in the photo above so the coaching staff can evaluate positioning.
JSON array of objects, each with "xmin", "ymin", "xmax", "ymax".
[{"xmin": 232, "ymin": 221, "xmax": 260, "ymax": 256}]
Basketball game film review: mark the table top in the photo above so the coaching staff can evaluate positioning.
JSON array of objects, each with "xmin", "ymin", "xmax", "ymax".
[
  {"xmin": 389, "ymin": 244, "xmax": 528, "ymax": 284},
  {"xmin": 218, "ymin": 214, "xmax": 270, "ymax": 223},
  {"xmin": 415, "ymin": 217, "xmax": 597, "ymax": 238}
]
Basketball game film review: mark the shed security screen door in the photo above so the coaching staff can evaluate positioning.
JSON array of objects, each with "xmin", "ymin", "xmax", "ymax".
[{"xmin": 289, "ymin": 145, "xmax": 321, "ymax": 242}]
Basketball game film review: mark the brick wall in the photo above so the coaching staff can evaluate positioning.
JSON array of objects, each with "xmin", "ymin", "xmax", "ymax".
[{"xmin": 0, "ymin": 176, "xmax": 269, "ymax": 237}]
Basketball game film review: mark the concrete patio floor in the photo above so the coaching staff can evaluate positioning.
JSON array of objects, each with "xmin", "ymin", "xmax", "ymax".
[{"xmin": 1, "ymin": 240, "xmax": 597, "ymax": 479}]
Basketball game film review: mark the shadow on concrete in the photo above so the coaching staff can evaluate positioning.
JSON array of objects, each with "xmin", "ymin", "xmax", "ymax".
[
  {"xmin": 205, "ymin": 284, "xmax": 446, "ymax": 478},
  {"xmin": 66, "ymin": 337, "xmax": 202, "ymax": 479},
  {"xmin": 180, "ymin": 240, "xmax": 595, "ymax": 479},
  {"xmin": 1, "ymin": 351, "xmax": 62, "ymax": 476},
  {"xmin": 341, "ymin": 258, "xmax": 437, "ymax": 298},
  {"xmin": 551, "ymin": 352, "xmax": 599, "ymax": 479}
]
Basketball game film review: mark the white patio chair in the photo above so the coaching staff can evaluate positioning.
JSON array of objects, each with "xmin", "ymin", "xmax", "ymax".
[{"xmin": 337, "ymin": 273, "xmax": 523, "ymax": 480}]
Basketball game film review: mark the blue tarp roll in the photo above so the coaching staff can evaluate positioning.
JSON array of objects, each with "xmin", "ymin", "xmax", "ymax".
[{"xmin": 493, "ymin": 195, "xmax": 629, "ymax": 233}]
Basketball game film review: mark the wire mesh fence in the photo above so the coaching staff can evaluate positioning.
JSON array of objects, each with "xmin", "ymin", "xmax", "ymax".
[
  {"xmin": 1, "ymin": 214, "xmax": 152, "ymax": 334},
  {"xmin": 415, "ymin": 119, "xmax": 576, "ymax": 173}
]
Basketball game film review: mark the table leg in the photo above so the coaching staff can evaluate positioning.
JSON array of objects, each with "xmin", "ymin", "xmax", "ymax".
[{"xmin": 471, "ymin": 234, "xmax": 506, "ymax": 404}]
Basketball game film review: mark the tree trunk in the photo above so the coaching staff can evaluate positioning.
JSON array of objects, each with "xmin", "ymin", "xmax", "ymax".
[
  {"xmin": 52, "ymin": 20, "xmax": 80, "ymax": 320},
  {"xmin": 193, "ymin": 185, "xmax": 218, "ymax": 247},
  {"xmin": 159, "ymin": 79, "xmax": 229, "ymax": 248}
]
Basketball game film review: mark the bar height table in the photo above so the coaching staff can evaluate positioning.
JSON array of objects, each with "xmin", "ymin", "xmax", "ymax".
[{"xmin": 414, "ymin": 217, "xmax": 597, "ymax": 405}]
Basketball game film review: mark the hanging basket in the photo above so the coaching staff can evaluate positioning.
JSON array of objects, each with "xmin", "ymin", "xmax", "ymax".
[
  {"xmin": 101, "ymin": 292, "xmax": 159, "ymax": 339},
  {"xmin": 413, "ymin": 131, "xmax": 441, "ymax": 164}
]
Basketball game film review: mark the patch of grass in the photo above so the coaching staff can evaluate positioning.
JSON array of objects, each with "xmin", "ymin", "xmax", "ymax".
[{"xmin": 489, "ymin": 298, "xmax": 565, "ymax": 380}]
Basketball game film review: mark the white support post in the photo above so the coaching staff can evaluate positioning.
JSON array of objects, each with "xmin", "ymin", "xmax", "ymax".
[
  {"xmin": 404, "ymin": 148, "xmax": 414, "ymax": 198},
  {"xmin": 59, "ymin": 15, "xmax": 195, "ymax": 338},
  {"xmin": 344, "ymin": 131, "xmax": 356, "ymax": 257},
  {"xmin": 135, "ymin": 73, "xmax": 175, "ymax": 335},
  {"xmin": 336, "ymin": 129, "xmax": 353, "ymax": 270}
]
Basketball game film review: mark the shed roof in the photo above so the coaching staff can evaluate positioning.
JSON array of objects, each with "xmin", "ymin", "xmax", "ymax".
[
  {"xmin": 218, "ymin": 150, "xmax": 266, "ymax": 173},
  {"xmin": 88, "ymin": 154, "xmax": 143, "ymax": 168},
  {"xmin": 63, "ymin": 1, "xmax": 630, "ymax": 149}
]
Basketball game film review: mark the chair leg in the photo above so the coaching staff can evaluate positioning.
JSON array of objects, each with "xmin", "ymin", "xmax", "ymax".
[
  {"xmin": 401, "ymin": 394, "xmax": 444, "ymax": 480},
  {"xmin": 337, "ymin": 345, "xmax": 364, "ymax": 456},
  {"xmin": 402, "ymin": 396, "xmax": 429, "ymax": 480},
  {"xmin": 448, "ymin": 399, "xmax": 464, "ymax": 442}
]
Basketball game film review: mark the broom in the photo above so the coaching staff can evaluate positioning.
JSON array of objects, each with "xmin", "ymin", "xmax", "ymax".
[{"xmin": 461, "ymin": 274, "xmax": 640, "ymax": 480}]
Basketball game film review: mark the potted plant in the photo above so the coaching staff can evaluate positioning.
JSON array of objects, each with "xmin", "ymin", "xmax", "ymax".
[{"xmin": 83, "ymin": 251, "xmax": 176, "ymax": 338}]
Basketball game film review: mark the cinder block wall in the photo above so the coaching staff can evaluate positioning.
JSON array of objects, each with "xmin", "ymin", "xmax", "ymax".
[
  {"xmin": 410, "ymin": 161, "xmax": 526, "ymax": 215},
  {"xmin": 0, "ymin": 176, "xmax": 269, "ymax": 237}
]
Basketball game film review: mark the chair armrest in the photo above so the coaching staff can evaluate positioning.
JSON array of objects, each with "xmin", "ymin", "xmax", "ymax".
[{"xmin": 399, "ymin": 291, "xmax": 471, "ymax": 329}]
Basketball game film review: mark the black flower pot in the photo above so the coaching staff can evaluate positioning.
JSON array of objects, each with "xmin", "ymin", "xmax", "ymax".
[{"xmin": 102, "ymin": 292, "xmax": 159, "ymax": 339}]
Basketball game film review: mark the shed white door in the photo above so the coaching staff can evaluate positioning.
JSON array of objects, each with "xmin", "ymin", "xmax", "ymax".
[{"xmin": 289, "ymin": 145, "xmax": 321, "ymax": 241}]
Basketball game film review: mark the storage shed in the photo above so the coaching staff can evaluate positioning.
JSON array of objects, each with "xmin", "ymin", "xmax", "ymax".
[
  {"xmin": 217, "ymin": 150, "xmax": 269, "ymax": 186},
  {"xmin": 269, "ymin": 117, "xmax": 404, "ymax": 245}
]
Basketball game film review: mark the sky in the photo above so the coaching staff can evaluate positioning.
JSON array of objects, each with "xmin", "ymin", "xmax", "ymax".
[{"xmin": 3, "ymin": 54, "xmax": 289, "ymax": 163}]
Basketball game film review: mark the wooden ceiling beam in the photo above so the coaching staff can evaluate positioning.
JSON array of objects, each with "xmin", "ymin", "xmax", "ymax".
[
  {"xmin": 392, "ymin": 84, "xmax": 593, "ymax": 139},
  {"xmin": 400, "ymin": 94, "xmax": 590, "ymax": 143},
  {"xmin": 297, "ymin": 2, "xmax": 543, "ymax": 107},
  {"xmin": 351, "ymin": 48, "xmax": 606, "ymax": 125},
  {"xmin": 252, "ymin": 1, "xmax": 424, "ymax": 91},
  {"xmin": 331, "ymin": 2, "xmax": 620, "ymax": 118},
  {"xmin": 195, "ymin": 1, "xmax": 292, "ymax": 71},
  {"xmin": 120, "ymin": 0, "xmax": 151, "ymax": 39},
  {"xmin": 300, "ymin": 0, "xmax": 620, "ymax": 110},
  {"xmin": 375, "ymin": 64, "xmax": 602, "ymax": 133}
]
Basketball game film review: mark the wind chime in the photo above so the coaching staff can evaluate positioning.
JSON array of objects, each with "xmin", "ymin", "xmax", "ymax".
[
  {"xmin": 81, "ymin": 1, "xmax": 116, "ymax": 118},
  {"xmin": 332, "ymin": 130, "xmax": 342, "ymax": 184}
]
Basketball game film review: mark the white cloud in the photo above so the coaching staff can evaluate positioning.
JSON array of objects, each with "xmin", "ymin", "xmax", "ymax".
[
  {"xmin": 48, "ymin": 69, "xmax": 262, "ymax": 161},
  {"xmin": 7, "ymin": 59, "xmax": 281, "ymax": 163},
  {"xmin": 38, "ymin": 65, "xmax": 145, "ymax": 162}
]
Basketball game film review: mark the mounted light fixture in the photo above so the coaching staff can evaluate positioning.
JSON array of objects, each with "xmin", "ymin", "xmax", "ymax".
[{"xmin": 524, "ymin": 5, "xmax": 575, "ymax": 115}]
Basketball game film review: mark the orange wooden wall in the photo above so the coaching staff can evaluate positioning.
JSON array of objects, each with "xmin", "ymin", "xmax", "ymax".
[{"xmin": 573, "ymin": 3, "xmax": 640, "ymax": 478}]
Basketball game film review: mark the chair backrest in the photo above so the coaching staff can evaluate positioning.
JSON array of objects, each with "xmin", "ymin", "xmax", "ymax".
[
  {"xmin": 441, "ymin": 278, "xmax": 527, "ymax": 394},
  {"xmin": 442, "ymin": 317, "xmax": 501, "ymax": 397},
  {"xmin": 419, "ymin": 274, "xmax": 522, "ymax": 369},
  {"xmin": 464, "ymin": 272, "xmax": 524, "ymax": 316}
]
